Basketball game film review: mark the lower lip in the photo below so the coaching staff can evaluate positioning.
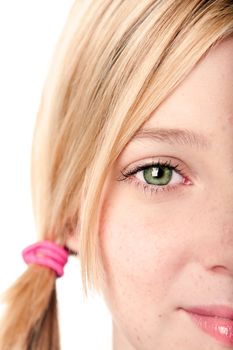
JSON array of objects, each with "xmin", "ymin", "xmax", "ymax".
[{"xmin": 185, "ymin": 310, "xmax": 233, "ymax": 347}]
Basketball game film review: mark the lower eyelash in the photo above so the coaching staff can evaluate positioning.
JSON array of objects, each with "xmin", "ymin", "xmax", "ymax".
[
  {"xmin": 124, "ymin": 176, "xmax": 179, "ymax": 196},
  {"xmin": 117, "ymin": 160, "xmax": 190, "ymax": 196}
]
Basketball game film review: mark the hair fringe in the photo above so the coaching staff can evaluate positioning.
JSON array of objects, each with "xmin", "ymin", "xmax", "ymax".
[{"xmin": 0, "ymin": 265, "xmax": 60, "ymax": 350}]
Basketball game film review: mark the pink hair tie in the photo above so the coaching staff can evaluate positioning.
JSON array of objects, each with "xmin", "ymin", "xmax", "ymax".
[{"xmin": 22, "ymin": 240, "xmax": 69, "ymax": 278}]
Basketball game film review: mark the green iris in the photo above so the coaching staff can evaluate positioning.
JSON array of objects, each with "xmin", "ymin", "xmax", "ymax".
[{"xmin": 143, "ymin": 165, "xmax": 172, "ymax": 186}]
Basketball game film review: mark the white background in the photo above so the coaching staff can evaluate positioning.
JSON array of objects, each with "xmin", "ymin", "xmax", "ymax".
[{"xmin": 0, "ymin": 1, "xmax": 112, "ymax": 349}]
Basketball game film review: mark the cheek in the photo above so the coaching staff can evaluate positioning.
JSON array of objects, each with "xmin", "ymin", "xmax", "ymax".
[
  {"xmin": 99, "ymin": 190, "xmax": 189, "ymax": 309},
  {"xmin": 98, "ymin": 194, "xmax": 192, "ymax": 348},
  {"xmin": 98, "ymin": 181, "xmax": 202, "ymax": 348}
]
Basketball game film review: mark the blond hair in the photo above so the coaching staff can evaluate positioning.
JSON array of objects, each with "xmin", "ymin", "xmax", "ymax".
[{"xmin": 1, "ymin": 0, "xmax": 233, "ymax": 349}]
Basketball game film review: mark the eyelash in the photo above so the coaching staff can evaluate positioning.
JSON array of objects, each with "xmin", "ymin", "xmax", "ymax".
[{"xmin": 117, "ymin": 158, "xmax": 191, "ymax": 196}]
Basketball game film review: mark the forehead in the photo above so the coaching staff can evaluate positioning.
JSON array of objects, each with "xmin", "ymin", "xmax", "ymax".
[{"xmin": 143, "ymin": 36, "xmax": 233, "ymax": 132}]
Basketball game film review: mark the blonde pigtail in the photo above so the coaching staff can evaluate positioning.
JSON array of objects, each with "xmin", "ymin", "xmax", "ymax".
[{"xmin": 0, "ymin": 265, "xmax": 60, "ymax": 350}]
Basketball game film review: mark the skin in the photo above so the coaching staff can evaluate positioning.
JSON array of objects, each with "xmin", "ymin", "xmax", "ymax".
[{"xmin": 67, "ymin": 37, "xmax": 233, "ymax": 349}]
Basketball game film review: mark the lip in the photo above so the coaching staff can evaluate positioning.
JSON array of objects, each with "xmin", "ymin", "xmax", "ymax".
[
  {"xmin": 181, "ymin": 306, "xmax": 233, "ymax": 347},
  {"xmin": 184, "ymin": 305, "xmax": 233, "ymax": 320}
]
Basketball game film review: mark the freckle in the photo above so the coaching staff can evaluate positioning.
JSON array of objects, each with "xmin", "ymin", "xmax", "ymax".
[
  {"xmin": 135, "ymin": 333, "xmax": 142, "ymax": 343},
  {"xmin": 221, "ymin": 124, "xmax": 226, "ymax": 131},
  {"xmin": 227, "ymin": 115, "xmax": 233, "ymax": 124}
]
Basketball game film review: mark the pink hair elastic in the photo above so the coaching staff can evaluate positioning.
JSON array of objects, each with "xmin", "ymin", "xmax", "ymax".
[{"xmin": 22, "ymin": 240, "xmax": 69, "ymax": 278}]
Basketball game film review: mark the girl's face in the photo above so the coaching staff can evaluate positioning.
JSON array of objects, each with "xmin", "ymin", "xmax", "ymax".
[{"xmin": 99, "ymin": 37, "xmax": 233, "ymax": 350}]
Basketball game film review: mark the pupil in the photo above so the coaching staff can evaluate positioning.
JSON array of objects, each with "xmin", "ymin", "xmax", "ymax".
[
  {"xmin": 156, "ymin": 166, "xmax": 163, "ymax": 178},
  {"xmin": 151, "ymin": 165, "xmax": 163, "ymax": 178}
]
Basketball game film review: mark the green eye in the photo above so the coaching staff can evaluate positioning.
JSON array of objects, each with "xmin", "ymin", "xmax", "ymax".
[{"xmin": 143, "ymin": 165, "xmax": 172, "ymax": 186}]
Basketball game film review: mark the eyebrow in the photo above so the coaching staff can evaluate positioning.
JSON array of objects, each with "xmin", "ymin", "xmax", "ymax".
[{"xmin": 132, "ymin": 127, "xmax": 210, "ymax": 150}]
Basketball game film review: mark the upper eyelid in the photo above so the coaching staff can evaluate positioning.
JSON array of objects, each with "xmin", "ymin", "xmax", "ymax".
[
  {"xmin": 131, "ymin": 161, "xmax": 179, "ymax": 172},
  {"xmin": 121, "ymin": 159, "xmax": 185, "ymax": 178}
]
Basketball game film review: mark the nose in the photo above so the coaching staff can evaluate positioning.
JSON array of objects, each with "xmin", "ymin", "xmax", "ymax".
[
  {"xmin": 196, "ymin": 191, "xmax": 233, "ymax": 278},
  {"xmin": 208, "ymin": 222, "xmax": 233, "ymax": 276}
]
